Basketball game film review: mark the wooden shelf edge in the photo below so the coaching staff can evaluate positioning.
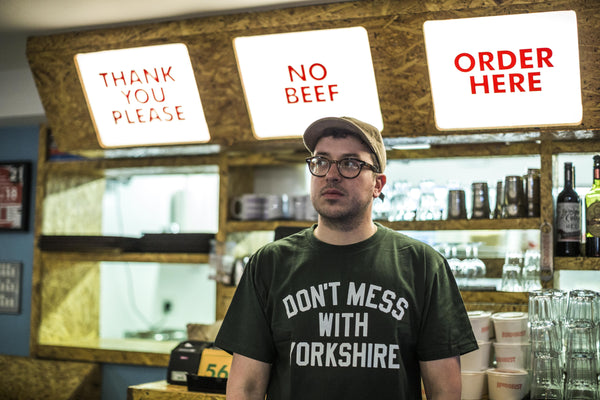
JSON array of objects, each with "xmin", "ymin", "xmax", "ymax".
[
  {"xmin": 554, "ymin": 257, "xmax": 600, "ymax": 271},
  {"xmin": 40, "ymin": 251, "xmax": 210, "ymax": 264},
  {"xmin": 36, "ymin": 343, "xmax": 172, "ymax": 367},
  {"xmin": 225, "ymin": 218, "xmax": 541, "ymax": 232}
]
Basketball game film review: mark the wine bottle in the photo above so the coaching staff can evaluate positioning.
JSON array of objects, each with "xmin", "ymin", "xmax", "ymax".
[
  {"xmin": 585, "ymin": 155, "xmax": 600, "ymax": 257},
  {"xmin": 556, "ymin": 162, "xmax": 581, "ymax": 256}
]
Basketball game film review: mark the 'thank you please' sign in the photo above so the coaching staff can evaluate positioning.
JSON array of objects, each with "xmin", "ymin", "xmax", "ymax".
[
  {"xmin": 423, "ymin": 11, "xmax": 582, "ymax": 131},
  {"xmin": 234, "ymin": 27, "xmax": 383, "ymax": 139},
  {"xmin": 75, "ymin": 44, "xmax": 211, "ymax": 148}
]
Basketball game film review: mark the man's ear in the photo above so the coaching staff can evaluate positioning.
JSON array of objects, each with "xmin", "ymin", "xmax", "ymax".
[{"xmin": 373, "ymin": 174, "xmax": 386, "ymax": 199}]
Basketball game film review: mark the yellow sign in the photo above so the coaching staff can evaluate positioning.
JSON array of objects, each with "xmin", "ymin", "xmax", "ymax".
[{"xmin": 197, "ymin": 348, "xmax": 232, "ymax": 378}]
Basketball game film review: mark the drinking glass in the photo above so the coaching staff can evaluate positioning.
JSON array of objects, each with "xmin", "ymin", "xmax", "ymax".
[
  {"xmin": 500, "ymin": 251, "xmax": 523, "ymax": 292},
  {"xmin": 417, "ymin": 180, "xmax": 441, "ymax": 221},
  {"xmin": 522, "ymin": 249, "xmax": 542, "ymax": 291},
  {"xmin": 566, "ymin": 289, "xmax": 597, "ymax": 324},
  {"xmin": 564, "ymin": 353, "xmax": 598, "ymax": 400},
  {"xmin": 462, "ymin": 242, "xmax": 486, "ymax": 278},
  {"xmin": 530, "ymin": 352, "xmax": 564, "ymax": 400}
]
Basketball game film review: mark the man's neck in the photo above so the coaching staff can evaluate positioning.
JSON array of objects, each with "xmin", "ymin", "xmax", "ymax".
[{"xmin": 314, "ymin": 217, "xmax": 378, "ymax": 245}]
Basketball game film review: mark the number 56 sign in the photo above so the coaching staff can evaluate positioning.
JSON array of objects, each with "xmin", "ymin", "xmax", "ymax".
[
  {"xmin": 0, "ymin": 162, "xmax": 31, "ymax": 231},
  {"xmin": 197, "ymin": 348, "xmax": 232, "ymax": 378}
]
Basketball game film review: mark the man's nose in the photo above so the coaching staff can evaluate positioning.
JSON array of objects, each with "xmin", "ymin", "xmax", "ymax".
[{"xmin": 324, "ymin": 163, "xmax": 342, "ymax": 180}]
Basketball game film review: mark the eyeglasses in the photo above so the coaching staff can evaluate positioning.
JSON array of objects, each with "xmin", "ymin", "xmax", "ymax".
[{"xmin": 305, "ymin": 156, "xmax": 380, "ymax": 179}]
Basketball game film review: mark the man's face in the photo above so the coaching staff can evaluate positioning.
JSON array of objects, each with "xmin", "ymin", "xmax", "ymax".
[{"xmin": 310, "ymin": 135, "xmax": 385, "ymax": 223}]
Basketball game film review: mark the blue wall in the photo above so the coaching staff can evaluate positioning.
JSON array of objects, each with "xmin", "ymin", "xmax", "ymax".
[{"xmin": 0, "ymin": 125, "xmax": 167, "ymax": 399}]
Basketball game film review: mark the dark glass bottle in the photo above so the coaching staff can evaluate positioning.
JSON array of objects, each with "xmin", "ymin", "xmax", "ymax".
[
  {"xmin": 556, "ymin": 162, "xmax": 581, "ymax": 256},
  {"xmin": 585, "ymin": 155, "xmax": 600, "ymax": 257}
]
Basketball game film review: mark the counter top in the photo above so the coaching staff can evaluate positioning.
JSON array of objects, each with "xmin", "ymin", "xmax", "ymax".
[{"xmin": 127, "ymin": 380, "xmax": 226, "ymax": 400}]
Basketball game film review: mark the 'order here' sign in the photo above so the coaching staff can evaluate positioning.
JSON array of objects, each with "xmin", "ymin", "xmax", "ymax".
[{"xmin": 423, "ymin": 10, "xmax": 582, "ymax": 131}]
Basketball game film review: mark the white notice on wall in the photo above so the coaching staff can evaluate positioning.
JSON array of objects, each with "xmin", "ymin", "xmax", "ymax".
[
  {"xmin": 423, "ymin": 11, "xmax": 582, "ymax": 130},
  {"xmin": 234, "ymin": 27, "xmax": 383, "ymax": 139},
  {"xmin": 75, "ymin": 44, "xmax": 210, "ymax": 148}
]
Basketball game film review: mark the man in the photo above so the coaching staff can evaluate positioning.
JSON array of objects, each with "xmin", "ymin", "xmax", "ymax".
[{"xmin": 215, "ymin": 116, "xmax": 478, "ymax": 399}]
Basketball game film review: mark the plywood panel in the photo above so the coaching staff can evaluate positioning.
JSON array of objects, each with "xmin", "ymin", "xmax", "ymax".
[{"xmin": 26, "ymin": 0, "xmax": 600, "ymax": 152}]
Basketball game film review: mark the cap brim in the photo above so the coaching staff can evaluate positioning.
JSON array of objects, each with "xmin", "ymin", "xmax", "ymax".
[{"xmin": 303, "ymin": 117, "xmax": 371, "ymax": 153}]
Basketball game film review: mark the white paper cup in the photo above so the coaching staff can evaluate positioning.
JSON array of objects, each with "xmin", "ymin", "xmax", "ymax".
[
  {"xmin": 461, "ymin": 340, "xmax": 492, "ymax": 371},
  {"xmin": 491, "ymin": 312, "xmax": 528, "ymax": 343},
  {"xmin": 493, "ymin": 342, "xmax": 530, "ymax": 370},
  {"xmin": 468, "ymin": 310, "xmax": 493, "ymax": 341},
  {"xmin": 486, "ymin": 368, "xmax": 529, "ymax": 400},
  {"xmin": 461, "ymin": 370, "xmax": 487, "ymax": 400}
]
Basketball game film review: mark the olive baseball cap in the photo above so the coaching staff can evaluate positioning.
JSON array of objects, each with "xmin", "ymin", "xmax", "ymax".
[{"xmin": 303, "ymin": 116, "xmax": 386, "ymax": 173}]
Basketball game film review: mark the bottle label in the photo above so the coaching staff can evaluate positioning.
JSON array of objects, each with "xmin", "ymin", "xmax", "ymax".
[
  {"xmin": 557, "ymin": 202, "xmax": 581, "ymax": 241},
  {"xmin": 586, "ymin": 202, "xmax": 600, "ymax": 236}
]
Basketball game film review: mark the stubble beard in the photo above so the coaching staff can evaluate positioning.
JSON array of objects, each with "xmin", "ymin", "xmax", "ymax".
[{"xmin": 314, "ymin": 196, "xmax": 372, "ymax": 232}]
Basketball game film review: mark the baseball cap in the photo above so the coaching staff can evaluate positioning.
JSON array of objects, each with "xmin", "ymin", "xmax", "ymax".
[{"xmin": 303, "ymin": 116, "xmax": 386, "ymax": 173}]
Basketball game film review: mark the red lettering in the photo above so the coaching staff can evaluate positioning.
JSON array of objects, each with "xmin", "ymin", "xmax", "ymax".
[
  {"xmin": 122, "ymin": 90, "xmax": 133, "ymax": 104},
  {"xmin": 288, "ymin": 65, "xmax": 307, "ymax": 82},
  {"xmin": 498, "ymin": 50, "xmax": 516, "ymax": 70},
  {"xmin": 161, "ymin": 67, "xmax": 175, "ymax": 82},
  {"xmin": 492, "ymin": 74, "xmax": 506, "ymax": 93},
  {"xmin": 455, "ymin": 53, "xmax": 475, "ymax": 72},
  {"xmin": 528, "ymin": 71, "xmax": 542, "ymax": 91},
  {"xmin": 151, "ymin": 87, "xmax": 166, "ymax": 102},
  {"xmin": 130, "ymin": 71, "xmax": 142, "ymax": 85},
  {"xmin": 174, "ymin": 106, "xmax": 185, "ymax": 121},
  {"xmin": 99, "ymin": 73, "xmax": 109, "ymax": 87},
  {"xmin": 519, "ymin": 48, "xmax": 534, "ymax": 68},
  {"xmin": 470, "ymin": 75, "xmax": 490, "ymax": 94},
  {"xmin": 112, "ymin": 111, "xmax": 122, "ymax": 124},
  {"xmin": 285, "ymin": 85, "xmax": 338, "ymax": 103},
  {"xmin": 136, "ymin": 109, "xmax": 145, "ymax": 123},
  {"xmin": 509, "ymin": 73, "xmax": 526, "ymax": 92},
  {"xmin": 163, "ymin": 106, "xmax": 174, "ymax": 121},
  {"xmin": 301, "ymin": 86, "xmax": 312, "ymax": 103},
  {"xmin": 112, "ymin": 71, "xmax": 126, "ymax": 86},
  {"xmin": 309, "ymin": 64, "xmax": 327, "ymax": 80},
  {"xmin": 135, "ymin": 89, "xmax": 150, "ymax": 104},
  {"xmin": 144, "ymin": 68, "xmax": 159, "ymax": 83},
  {"xmin": 328, "ymin": 84, "xmax": 339, "ymax": 101},
  {"xmin": 537, "ymin": 48, "xmax": 553, "ymax": 67},
  {"xmin": 478, "ymin": 52, "xmax": 494, "ymax": 71},
  {"xmin": 285, "ymin": 87, "xmax": 299, "ymax": 103},
  {"xmin": 314, "ymin": 85, "xmax": 326, "ymax": 102},
  {"xmin": 125, "ymin": 110, "xmax": 135, "ymax": 124},
  {"xmin": 456, "ymin": 48, "xmax": 554, "ymax": 73},
  {"xmin": 148, "ymin": 108, "xmax": 161, "ymax": 122}
]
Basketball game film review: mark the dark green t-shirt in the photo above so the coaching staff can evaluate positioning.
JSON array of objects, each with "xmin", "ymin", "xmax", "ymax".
[{"xmin": 215, "ymin": 223, "xmax": 478, "ymax": 399}]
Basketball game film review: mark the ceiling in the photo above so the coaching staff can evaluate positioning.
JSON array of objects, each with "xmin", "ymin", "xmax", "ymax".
[{"xmin": 0, "ymin": 0, "xmax": 348, "ymax": 70}]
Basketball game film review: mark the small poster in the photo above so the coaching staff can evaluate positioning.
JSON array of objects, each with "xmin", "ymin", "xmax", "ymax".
[{"xmin": 0, "ymin": 162, "xmax": 30, "ymax": 231}]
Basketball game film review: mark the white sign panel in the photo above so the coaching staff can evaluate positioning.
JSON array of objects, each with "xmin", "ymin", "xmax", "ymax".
[
  {"xmin": 75, "ymin": 44, "xmax": 210, "ymax": 148},
  {"xmin": 423, "ymin": 11, "xmax": 582, "ymax": 130},
  {"xmin": 234, "ymin": 27, "xmax": 383, "ymax": 139}
]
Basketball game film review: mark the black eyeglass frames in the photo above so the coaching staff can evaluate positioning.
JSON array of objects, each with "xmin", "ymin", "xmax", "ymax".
[{"xmin": 305, "ymin": 156, "xmax": 380, "ymax": 179}]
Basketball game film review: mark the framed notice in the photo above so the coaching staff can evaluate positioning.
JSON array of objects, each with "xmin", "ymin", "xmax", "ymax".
[{"xmin": 0, "ymin": 162, "xmax": 31, "ymax": 231}]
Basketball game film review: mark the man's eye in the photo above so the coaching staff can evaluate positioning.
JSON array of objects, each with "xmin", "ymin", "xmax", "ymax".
[{"xmin": 341, "ymin": 159, "xmax": 359, "ymax": 169}]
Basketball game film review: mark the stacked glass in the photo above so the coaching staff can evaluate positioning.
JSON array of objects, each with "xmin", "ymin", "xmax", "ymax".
[
  {"xmin": 529, "ymin": 290, "xmax": 567, "ymax": 399},
  {"xmin": 563, "ymin": 290, "xmax": 599, "ymax": 400}
]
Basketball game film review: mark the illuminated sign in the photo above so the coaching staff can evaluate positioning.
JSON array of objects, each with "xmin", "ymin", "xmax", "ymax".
[
  {"xmin": 75, "ymin": 44, "xmax": 210, "ymax": 148},
  {"xmin": 423, "ymin": 11, "xmax": 582, "ymax": 130},
  {"xmin": 234, "ymin": 27, "xmax": 383, "ymax": 139}
]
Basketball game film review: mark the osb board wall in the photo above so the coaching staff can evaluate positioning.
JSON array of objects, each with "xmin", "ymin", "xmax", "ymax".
[
  {"xmin": 39, "ymin": 258, "xmax": 100, "ymax": 344},
  {"xmin": 42, "ymin": 175, "xmax": 104, "ymax": 234},
  {"xmin": 26, "ymin": 0, "xmax": 600, "ymax": 152}
]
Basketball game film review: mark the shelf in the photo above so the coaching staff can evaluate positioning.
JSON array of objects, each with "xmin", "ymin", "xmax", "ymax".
[
  {"xmin": 225, "ymin": 218, "xmax": 541, "ymax": 233},
  {"xmin": 554, "ymin": 257, "xmax": 600, "ymax": 271},
  {"xmin": 36, "ymin": 338, "xmax": 176, "ymax": 366},
  {"xmin": 40, "ymin": 251, "xmax": 209, "ymax": 264}
]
